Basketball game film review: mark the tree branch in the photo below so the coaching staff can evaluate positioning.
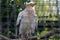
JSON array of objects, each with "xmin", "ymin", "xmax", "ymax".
[{"xmin": 27, "ymin": 28, "xmax": 60, "ymax": 40}]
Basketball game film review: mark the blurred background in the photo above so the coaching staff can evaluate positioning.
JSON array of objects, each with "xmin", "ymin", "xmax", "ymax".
[{"xmin": 0, "ymin": 0, "xmax": 60, "ymax": 40}]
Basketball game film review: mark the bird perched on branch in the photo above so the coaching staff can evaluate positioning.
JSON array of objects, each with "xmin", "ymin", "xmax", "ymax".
[{"xmin": 16, "ymin": 1, "xmax": 37, "ymax": 40}]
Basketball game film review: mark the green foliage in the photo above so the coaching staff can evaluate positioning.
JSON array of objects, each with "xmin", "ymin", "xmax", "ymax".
[
  {"xmin": 1, "ymin": 0, "xmax": 60, "ymax": 39},
  {"xmin": 1, "ymin": 0, "xmax": 28, "ymax": 37},
  {"xmin": 34, "ymin": 0, "xmax": 58, "ymax": 21}
]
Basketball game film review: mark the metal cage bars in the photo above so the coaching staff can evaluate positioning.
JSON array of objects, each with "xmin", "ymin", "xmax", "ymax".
[{"xmin": 0, "ymin": 0, "xmax": 60, "ymax": 39}]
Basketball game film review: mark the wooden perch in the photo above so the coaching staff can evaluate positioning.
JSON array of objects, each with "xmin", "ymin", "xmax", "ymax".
[
  {"xmin": 0, "ymin": 34, "xmax": 10, "ymax": 40},
  {"xmin": 0, "ymin": 28, "xmax": 60, "ymax": 40}
]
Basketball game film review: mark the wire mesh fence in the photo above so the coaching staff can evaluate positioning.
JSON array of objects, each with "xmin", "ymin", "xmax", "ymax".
[{"xmin": 0, "ymin": 0, "xmax": 60, "ymax": 40}]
